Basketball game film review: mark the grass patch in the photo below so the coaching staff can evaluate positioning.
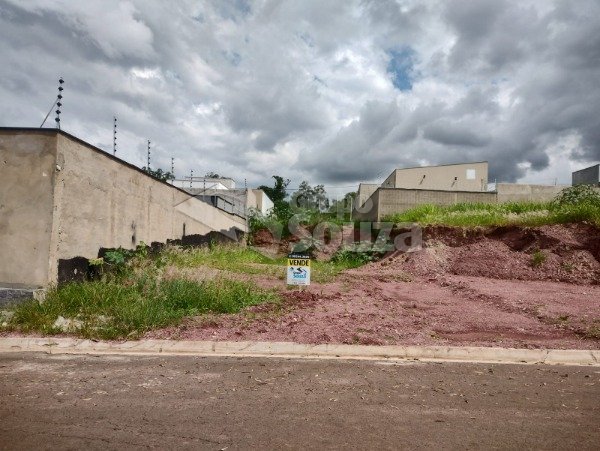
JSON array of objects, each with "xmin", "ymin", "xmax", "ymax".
[
  {"xmin": 530, "ymin": 249, "xmax": 547, "ymax": 268},
  {"xmin": 384, "ymin": 201, "xmax": 600, "ymax": 227},
  {"xmin": 164, "ymin": 244, "xmax": 372, "ymax": 283},
  {"xmin": 7, "ymin": 277, "xmax": 279, "ymax": 339},
  {"xmin": 166, "ymin": 245, "xmax": 284, "ymax": 274},
  {"xmin": 311, "ymin": 259, "xmax": 361, "ymax": 283},
  {"xmin": 4, "ymin": 241, "xmax": 374, "ymax": 338},
  {"xmin": 585, "ymin": 325, "xmax": 600, "ymax": 340}
]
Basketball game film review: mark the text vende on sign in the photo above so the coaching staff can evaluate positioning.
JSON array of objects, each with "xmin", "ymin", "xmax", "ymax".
[
  {"xmin": 286, "ymin": 253, "xmax": 311, "ymax": 286},
  {"xmin": 287, "ymin": 258, "xmax": 310, "ymax": 267}
]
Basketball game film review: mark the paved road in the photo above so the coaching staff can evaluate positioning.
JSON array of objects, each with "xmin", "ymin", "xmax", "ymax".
[{"xmin": 1, "ymin": 353, "xmax": 599, "ymax": 450}]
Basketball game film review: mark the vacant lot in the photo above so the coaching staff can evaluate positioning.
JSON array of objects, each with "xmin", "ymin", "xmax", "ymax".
[
  {"xmin": 145, "ymin": 223, "xmax": 600, "ymax": 349},
  {"xmin": 3, "ymin": 221, "xmax": 599, "ymax": 349}
]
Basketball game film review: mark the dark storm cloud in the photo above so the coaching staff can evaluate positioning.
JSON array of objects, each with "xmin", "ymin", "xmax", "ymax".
[
  {"xmin": 0, "ymin": 0, "xmax": 598, "ymax": 189},
  {"xmin": 423, "ymin": 121, "xmax": 491, "ymax": 148}
]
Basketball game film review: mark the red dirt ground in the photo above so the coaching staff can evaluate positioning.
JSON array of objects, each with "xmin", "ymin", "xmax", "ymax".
[{"xmin": 148, "ymin": 223, "xmax": 600, "ymax": 349}]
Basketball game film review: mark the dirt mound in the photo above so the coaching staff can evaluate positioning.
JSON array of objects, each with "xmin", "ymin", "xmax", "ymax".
[{"xmin": 398, "ymin": 223, "xmax": 600, "ymax": 284}]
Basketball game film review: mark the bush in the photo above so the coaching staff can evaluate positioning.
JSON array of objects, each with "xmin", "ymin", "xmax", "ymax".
[
  {"xmin": 530, "ymin": 249, "xmax": 547, "ymax": 268},
  {"xmin": 552, "ymin": 185, "xmax": 600, "ymax": 208},
  {"xmin": 330, "ymin": 248, "xmax": 377, "ymax": 266}
]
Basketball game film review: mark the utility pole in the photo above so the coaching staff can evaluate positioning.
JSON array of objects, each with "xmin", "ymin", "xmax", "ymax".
[
  {"xmin": 190, "ymin": 169, "xmax": 193, "ymax": 188},
  {"xmin": 349, "ymin": 196, "xmax": 353, "ymax": 220},
  {"xmin": 171, "ymin": 157, "xmax": 174, "ymax": 177},
  {"xmin": 113, "ymin": 117, "xmax": 117, "ymax": 156}
]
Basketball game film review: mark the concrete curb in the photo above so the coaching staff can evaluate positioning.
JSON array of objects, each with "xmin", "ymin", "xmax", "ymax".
[{"xmin": 0, "ymin": 337, "xmax": 598, "ymax": 366}]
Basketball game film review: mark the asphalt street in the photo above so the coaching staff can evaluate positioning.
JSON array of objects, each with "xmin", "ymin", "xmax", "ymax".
[{"xmin": 1, "ymin": 352, "xmax": 599, "ymax": 450}]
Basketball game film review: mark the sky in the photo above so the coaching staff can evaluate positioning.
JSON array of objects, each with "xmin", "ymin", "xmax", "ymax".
[{"xmin": 1, "ymin": 0, "xmax": 599, "ymax": 197}]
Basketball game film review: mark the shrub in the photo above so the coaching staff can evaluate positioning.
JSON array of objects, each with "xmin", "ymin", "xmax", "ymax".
[
  {"xmin": 552, "ymin": 185, "xmax": 600, "ymax": 208},
  {"xmin": 330, "ymin": 248, "xmax": 377, "ymax": 266},
  {"xmin": 530, "ymin": 249, "xmax": 547, "ymax": 268}
]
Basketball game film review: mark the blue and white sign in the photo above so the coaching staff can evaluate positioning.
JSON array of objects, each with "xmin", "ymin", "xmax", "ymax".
[{"xmin": 286, "ymin": 253, "xmax": 311, "ymax": 286}]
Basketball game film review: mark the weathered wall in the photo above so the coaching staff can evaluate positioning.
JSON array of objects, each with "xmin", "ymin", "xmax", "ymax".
[
  {"xmin": 496, "ymin": 183, "xmax": 567, "ymax": 203},
  {"xmin": 381, "ymin": 162, "xmax": 489, "ymax": 192},
  {"xmin": 0, "ymin": 129, "xmax": 247, "ymax": 286},
  {"xmin": 0, "ymin": 132, "xmax": 57, "ymax": 286},
  {"xmin": 572, "ymin": 164, "xmax": 600, "ymax": 186},
  {"xmin": 51, "ymin": 133, "xmax": 246, "ymax": 275},
  {"xmin": 377, "ymin": 188, "xmax": 496, "ymax": 221}
]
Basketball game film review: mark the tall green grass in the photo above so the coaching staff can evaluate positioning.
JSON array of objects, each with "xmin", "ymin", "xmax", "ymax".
[
  {"xmin": 8, "ymin": 277, "xmax": 279, "ymax": 339},
  {"xmin": 384, "ymin": 201, "xmax": 600, "ymax": 227},
  {"xmin": 165, "ymin": 244, "xmax": 281, "ymax": 273},
  {"xmin": 165, "ymin": 244, "xmax": 370, "ymax": 283}
]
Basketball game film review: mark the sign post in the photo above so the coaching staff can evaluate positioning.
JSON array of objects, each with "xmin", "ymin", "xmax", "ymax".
[{"xmin": 286, "ymin": 253, "xmax": 311, "ymax": 286}]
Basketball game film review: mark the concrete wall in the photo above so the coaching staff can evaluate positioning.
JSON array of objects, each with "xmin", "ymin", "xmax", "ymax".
[
  {"xmin": 572, "ymin": 164, "xmax": 600, "ymax": 186},
  {"xmin": 357, "ymin": 183, "xmax": 379, "ymax": 208},
  {"xmin": 354, "ymin": 188, "xmax": 496, "ymax": 221},
  {"xmin": 0, "ymin": 129, "xmax": 247, "ymax": 287},
  {"xmin": 496, "ymin": 183, "xmax": 567, "ymax": 203},
  {"xmin": 52, "ymin": 133, "xmax": 246, "ymax": 266},
  {"xmin": 354, "ymin": 188, "xmax": 381, "ymax": 221},
  {"xmin": 252, "ymin": 189, "xmax": 274, "ymax": 216},
  {"xmin": 353, "ymin": 181, "xmax": 569, "ymax": 222},
  {"xmin": 0, "ymin": 131, "xmax": 57, "ymax": 287},
  {"xmin": 382, "ymin": 162, "xmax": 488, "ymax": 192}
]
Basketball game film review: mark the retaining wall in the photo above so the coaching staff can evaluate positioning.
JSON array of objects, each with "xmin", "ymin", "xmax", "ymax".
[
  {"xmin": 496, "ymin": 183, "xmax": 567, "ymax": 203},
  {"xmin": 0, "ymin": 129, "xmax": 246, "ymax": 287},
  {"xmin": 354, "ymin": 188, "xmax": 496, "ymax": 221}
]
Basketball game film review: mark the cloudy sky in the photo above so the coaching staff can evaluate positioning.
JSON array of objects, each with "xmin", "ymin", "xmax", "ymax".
[{"xmin": 1, "ymin": 0, "xmax": 599, "ymax": 195}]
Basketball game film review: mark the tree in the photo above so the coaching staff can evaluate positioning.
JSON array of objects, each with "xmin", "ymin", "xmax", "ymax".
[
  {"xmin": 205, "ymin": 171, "xmax": 221, "ymax": 178},
  {"xmin": 142, "ymin": 167, "xmax": 174, "ymax": 182},
  {"xmin": 291, "ymin": 181, "xmax": 329, "ymax": 211},
  {"xmin": 329, "ymin": 191, "xmax": 356, "ymax": 217},
  {"xmin": 258, "ymin": 175, "xmax": 290, "ymax": 204}
]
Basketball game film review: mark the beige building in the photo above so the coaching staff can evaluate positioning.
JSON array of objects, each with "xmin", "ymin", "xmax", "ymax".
[
  {"xmin": 0, "ymin": 128, "xmax": 247, "ymax": 288},
  {"xmin": 381, "ymin": 161, "xmax": 489, "ymax": 192}
]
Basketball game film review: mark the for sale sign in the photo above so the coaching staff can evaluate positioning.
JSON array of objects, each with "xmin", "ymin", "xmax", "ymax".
[{"xmin": 286, "ymin": 253, "xmax": 311, "ymax": 286}]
